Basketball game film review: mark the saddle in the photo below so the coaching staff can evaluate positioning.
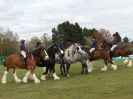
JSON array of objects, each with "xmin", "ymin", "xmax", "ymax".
[{"xmin": 89, "ymin": 50, "xmax": 96, "ymax": 59}]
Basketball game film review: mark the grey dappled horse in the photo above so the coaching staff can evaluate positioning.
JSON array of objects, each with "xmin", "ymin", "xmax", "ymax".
[{"xmin": 55, "ymin": 43, "xmax": 93, "ymax": 76}]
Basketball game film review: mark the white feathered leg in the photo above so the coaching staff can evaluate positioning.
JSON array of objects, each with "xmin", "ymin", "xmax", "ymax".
[
  {"xmin": 101, "ymin": 65, "xmax": 108, "ymax": 71},
  {"xmin": 53, "ymin": 73, "xmax": 60, "ymax": 80},
  {"xmin": 23, "ymin": 71, "xmax": 30, "ymax": 83},
  {"xmin": 13, "ymin": 70, "xmax": 22, "ymax": 83},
  {"xmin": 86, "ymin": 59, "xmax": 93, "ymax": 73},
  {"xmin": 40, "ymin": 75, "xmax": 46, "ymax": 80},
  {"xmin": 32, "ymin": 73, "xmax": 40, "ymax": 84},
  {"xmin": 111, "ymin": 64, "xmax": 117, "ymax": 70},
  {"xmin": 127, "ymin": 59, "xmax": 132, "ymax": 67},
  {"xmin": 2, "ymin": 71, "xmax": 8, "ymax": 84}
]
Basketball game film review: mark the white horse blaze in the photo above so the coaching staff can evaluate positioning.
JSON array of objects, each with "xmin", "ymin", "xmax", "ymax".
[
  {"xmin": 2, "ymin": 71, "xmax": 8, "ymax": 84},
  {"xmin": 44, "ymin": 50, "xmax": 49, "ymax": 60}
]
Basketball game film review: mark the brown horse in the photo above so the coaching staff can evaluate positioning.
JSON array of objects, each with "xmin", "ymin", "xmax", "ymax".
[
  {"xmin": 81, "ymin": 46, "xmax": 117, "ymax": 72},
  {"xmin": 1, "ymin": 47, "xmax": 49, "ymax": 84},
  {"xmin": 100, "ymin": 40, "xmax": 132, "ymax": 67}
]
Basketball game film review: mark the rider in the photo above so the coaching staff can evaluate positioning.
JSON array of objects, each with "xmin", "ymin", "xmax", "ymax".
[
  {"xmin": 20, "ymin": 40, "xmax": 28, "ymax": 65},
  {"xmin": 110, "ymin": 33, "xmax": 118, "ymax": 54},
  {"xmin": 58, "ymin": 36, "xmax": 65, "ymax": 54},
  {"xmin": 58, "ymin": 35, "xmax": 65, "ymax": 64},
  {"xmin": 89, "ymin": 36, "xmax": 97, "ymax": 58}
]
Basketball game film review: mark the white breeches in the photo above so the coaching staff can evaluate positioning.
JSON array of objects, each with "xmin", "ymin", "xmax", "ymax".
[
  {"xmin": 60, "ymin": 50, "xmax": 64, "ymax": 54},
  {"xmin": 89, "ymin": 48, "xmax": 95, "ymax": 53},
  {"xmin": 111, "ymin": 45, "xmax": 117, "ymax": 51},
  {"xmin": 21, "ymin": 51, "xmax": 26, "ymax": 58}
]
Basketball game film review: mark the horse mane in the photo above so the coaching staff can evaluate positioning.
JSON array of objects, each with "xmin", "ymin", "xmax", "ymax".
[
  {"xmin": 81, "ymin": 46, "xmax": 89, "ymax": 52},
  {"xmin": 31, "ymin": 47, "xmax": 45, "ymax": 58}
]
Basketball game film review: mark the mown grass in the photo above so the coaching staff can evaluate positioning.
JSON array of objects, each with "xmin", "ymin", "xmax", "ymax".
[{"xmin": 0, "ymin": 60, "xmax": 133, "ymax": 99}]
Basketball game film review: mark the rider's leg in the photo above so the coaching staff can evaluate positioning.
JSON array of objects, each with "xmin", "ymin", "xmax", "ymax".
[
  {"xmin": 89, "ymin": 48, "xmax": 95, "ymax": 58},
  {"xmin": 21, "ymin": 51, "xmax": 27, "ymax": 66},
  {"xmin": 110, "ymin": 45, "xmax": 118, "ymax": 51},
  {"xmin": 110, "ymin": 45, "xmax": 117, "ymax": 56}
]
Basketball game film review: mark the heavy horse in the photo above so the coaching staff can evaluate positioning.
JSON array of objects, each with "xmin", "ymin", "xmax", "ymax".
[
  {"xmin": 81, "ymin": 46, "xmax": 117, "ymax": 72},
  {"xmin": 100, "ymin": 40, "xmax": 132, "ymax": 67},
  {"xmin": 1, "ymin": 47, "xmax": 48, "ymax": 84}
]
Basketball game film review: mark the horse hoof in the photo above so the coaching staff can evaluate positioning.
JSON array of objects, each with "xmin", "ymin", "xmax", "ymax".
[
  {"xmin": 101, "ymin": 68, "xmax": 107, "ymax": 71},
  {"xmin": 35, "ymin": 80, "xmax": 40, "ymax": 84},
  {"xmin": 22, "ymin": 80, "xmax": 27, "ymax": 83},
  {"xmin": 40, "ymin": 75, "xmax": 46, "ymax": 80},
  {"xmin": 2, "ymin": 81, "xmax": 6, "ymax": 84},
  {"xmin": 101, "ymin": 66, "xmax": 108, "ymax": 71},
  {"xmin": 111, "ymin": 65, "xmax": 117, "ymax": 70},
  {"xmin": 67, "ymin": 74, "xmax": 70, "ymax": 77},
  {"xmin": 54, "ymin": 77, "xmax": 60, "ymax": 80},
  {"xmin": 16, "ymin": 79, "xmax": 22, "ymax": 84}
]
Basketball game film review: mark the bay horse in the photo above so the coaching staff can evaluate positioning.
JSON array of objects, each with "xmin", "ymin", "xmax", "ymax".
[
  {"xmin": 1, "ymin": 47, "xmax": 49, "ymax": 84},
  {"xmin": 81, "ymin": 46, "xmax": 117, "ymax": 72},
  {"xmin": 55, "ymin": 43, "xmax": 93, "ymax": 76},
  {"xmin": 100, "ymin": 40, "xmax": 132, "ymax": 67}
]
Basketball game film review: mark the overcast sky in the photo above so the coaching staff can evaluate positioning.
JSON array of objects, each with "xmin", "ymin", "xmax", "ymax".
[{"xmin": 0, "ymin": 0, "xmax": 133, "ymax": 40}]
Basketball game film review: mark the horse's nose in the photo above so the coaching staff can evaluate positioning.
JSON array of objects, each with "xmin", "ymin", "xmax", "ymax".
[{"xmin": 44, "ymin": 55, "xmax": 49, "ymax": 60}]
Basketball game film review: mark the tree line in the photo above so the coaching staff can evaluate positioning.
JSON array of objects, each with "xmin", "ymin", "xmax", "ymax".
[{"xmin": 0, "ymin": 21, "xmax": 131, "ymax": 56}]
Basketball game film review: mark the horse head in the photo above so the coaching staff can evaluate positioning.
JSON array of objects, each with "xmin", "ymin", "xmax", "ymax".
[
  {"xmin": 32, "ymin": 47, "xmax": 49, "ymax": 60},
  {"xmin": 67, "ymin": 43, "xmax": 84, "ymax": 56},
  {"xmin": 74, "ymin": 43, "xmax": 84, "ymax": 55}
]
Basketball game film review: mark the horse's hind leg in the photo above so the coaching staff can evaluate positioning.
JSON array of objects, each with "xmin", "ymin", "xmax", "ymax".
[
  {"xmin": 81, "ymin": 63, "xmax": 85, "ymax": 74},
  {"xmin": 13, "ymin": 68, "xmax": 22, "ymax": 83},
  {"xmin": 66, "ymin": 64, "xmax": 71, "ymax": 76},
  {"xmin": 61, "ymin": 63, "xmax": 67, "ymax": 77},
  {"xmin": 126, "ymin": 57, "xmax": 132, "ymax": 67},
  {"xmin": 60, "ymin": 64, "xmax": 63, "ymax": 75},
  {"xmin": 101, "ymin": 60, "xmax": 108, "ymax": 71},
  {"xmin": 2, "ymin": 68, "xmax": 9, "ymax": 84},
  {"xmin": 109, "ymin": 59, "xmax": 117, "ymax": 70}
]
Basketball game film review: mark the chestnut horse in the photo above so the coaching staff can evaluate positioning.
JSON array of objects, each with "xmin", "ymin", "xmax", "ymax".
[
  {"xmin": 100, "ymin": 40, "xmax": 132, "ymax": 67},
  {"xmin": 1, "ymin": 47, "xmax": 49, "ymax": 84},
  {"xmin": 81, "ymin": 46, "xmax": 117, "ymax": 72}
]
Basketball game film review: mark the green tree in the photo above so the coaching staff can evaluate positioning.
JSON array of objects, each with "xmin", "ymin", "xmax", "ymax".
[
  {"xmin": 27, "ymin": 36, "xmax": 41, "ymax": 51},
  {"xmin": 123, "ymin": 36, "xmax": 129, "ymax": 43},
  {"xmin": 0, "ymin": 29, "xmax": 19, "ymax": 56},
  {"xmin": 52, "ymin": 21, "xmax": 84, "ymax": 44},
  {"xmin": 41, "ymin": 33, "xmax": 53, "ymax": 48},
  {"xmin": 82, "ymin": 27, "xmax": 97, "ymax": 37}
]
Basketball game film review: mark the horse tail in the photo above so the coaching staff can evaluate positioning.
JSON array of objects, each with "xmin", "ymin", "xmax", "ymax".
[
  {"xmin": 3, "ymin": 59, "xmax": 7, "ymax": 67},
  {"xmin": 129, "ymin": 49, "xmax": 133, "ymax": 55}
]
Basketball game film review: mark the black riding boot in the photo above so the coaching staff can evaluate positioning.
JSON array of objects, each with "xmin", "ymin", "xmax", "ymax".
[
  {"xmin": 24, "ymin": 58, "xmax": 27, "ymax": 68},
  {"xmin": 109, "ymin": 50, "xmax": 114, "ymax": 56}
]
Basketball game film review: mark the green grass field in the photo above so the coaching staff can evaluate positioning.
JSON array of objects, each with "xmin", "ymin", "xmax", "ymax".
[{"xmin": 0, "ymin": 60, "xmax": 133, "ymax": 99}]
